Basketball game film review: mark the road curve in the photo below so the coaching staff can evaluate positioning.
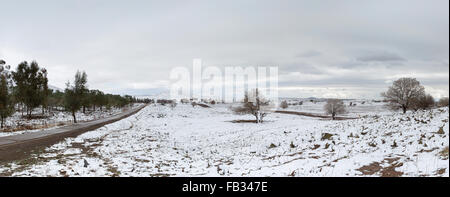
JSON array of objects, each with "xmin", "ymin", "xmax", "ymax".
[{"xmin": 0, "ymin": 104, "xmax": 147, "ymax": 162}]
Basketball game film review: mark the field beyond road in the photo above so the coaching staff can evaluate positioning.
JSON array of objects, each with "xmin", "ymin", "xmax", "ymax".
[{"xmin": 0, "ymin": 103, "xmax": 448, "ymax": 177}]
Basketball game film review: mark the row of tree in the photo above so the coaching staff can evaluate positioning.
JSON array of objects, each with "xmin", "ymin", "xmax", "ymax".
[
  {"xmin": 0, "ymin": 59, "xmax": 137, "ymax": 127},
  {"xmin": 63, "ymin": 70, "xmax": 140, "ymax": 123}
]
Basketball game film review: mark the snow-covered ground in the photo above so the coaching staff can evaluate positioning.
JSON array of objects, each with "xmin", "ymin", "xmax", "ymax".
[
  {"xmin": 0, "ymin": 103, "xmax": 448, "ymax": 177},
  {"xmin": 0, "ymin": 104, "xmax": 142, "ymax": 137},
  {"xmin": 283, "ymin": 99, "xmax": 390, "ymax": 117}
]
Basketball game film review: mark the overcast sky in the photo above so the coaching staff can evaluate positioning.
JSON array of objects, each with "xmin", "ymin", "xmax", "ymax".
[{"xmin": 0, "ymin": 0, "xmax": 448, "ymax": 99}]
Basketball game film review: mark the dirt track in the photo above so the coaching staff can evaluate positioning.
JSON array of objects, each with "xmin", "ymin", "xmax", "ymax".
[
  {"xmin": 0, "ymin": 105, "xmax": 147, "ymax": 162},
  {"xmin": 274, "ymin": 110, "xmax": 359, "ymax": 120}
]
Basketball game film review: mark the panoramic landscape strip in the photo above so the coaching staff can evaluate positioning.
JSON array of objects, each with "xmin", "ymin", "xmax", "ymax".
[{"xmin": 0, "ymin": 1, "xmax": 448, "ymax": 194}]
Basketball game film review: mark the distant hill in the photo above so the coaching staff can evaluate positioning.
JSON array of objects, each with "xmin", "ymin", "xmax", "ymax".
[{"xmin": 49, "ymin": 85, "xmax": 64, "ymax": 92}]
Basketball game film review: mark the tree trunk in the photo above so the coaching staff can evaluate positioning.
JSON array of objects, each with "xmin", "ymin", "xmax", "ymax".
[
  {"xmin": 27, "ymin": 107, "xmax": 32, "ymax": 119},
  {"xmin": 256, "ymin": 111, "xmax": 263, "ymax": 123},
  {"xmin": 83, "ymin": 106, "xmax": 86, "ymax": 114},
  {"xmin": 72, "ymin": 111, "xmax": 77, "ymax": 123},
  {"xmin": 402, "ymin": 105, "xmax": 407, "ymax": 113},
  {"xmin": 332, "ymin": 112, "xmax": 336, "ymax": 120},
  {"xmin": 1, "ymin": 117, "xmax": 4, "ymax": 128},
  {"xmin": 260, "ymin": 113, "xmax": 266, "ymax": 123}
]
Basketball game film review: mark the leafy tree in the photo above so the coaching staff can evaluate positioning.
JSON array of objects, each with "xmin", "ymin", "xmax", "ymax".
[
  {"xmin": 106, "ymin": 94, "xmax": 131, "ymax": 108},
  {"xmin": 48, "ymin": 90, "xmax": 65, "ymax": 112},
  {"xmin": 81, "ymin": 90, "xmax": 92, "ymax": 113},
  {"xmin": 64, "ymin": 86, "xmax": 78, "ymax": 123},
  {"xmin": 39, "ymin": 68, "xmax": 49, "ymax": 114},
  {"xmin": 0, "ymin": 75, "xmax": 14, "ymax": 128},
  {"xmin": 0, "ymin": 60, "xmax": 14, "ymax": 128},
  {"xmin": 89, "ymin": 90, "xmax": 100, "ymax": 111},
  {"xmin": 98, "ymin": 91, "xmax": 108, "ymax": 111},
  {"xmin": 381, "ymin": 78, "xmax": 425, "ymax": 113},
  {"xmin": 64, "ymin": 71, "xmax": 88, "ymax": 123},
  {"xmin": 12, "ymin": 61, "xmax": 48, "ymax": 118}
]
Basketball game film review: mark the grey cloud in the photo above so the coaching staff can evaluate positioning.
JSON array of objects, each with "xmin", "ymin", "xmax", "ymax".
[
  {"xmin": 296, "ymin": 50, "xmax": 322, "ymax": 58},
  {"xmin": 356, "ymin": 51, "xmax": 406, "ymax": 62},
  {"xmin": 337, "ymin": 60, "xmax": 367, "ymax": 69},
  {"xmin": 279, "ymin": 63, "xmax": 324, "ymax": 75},
  {"xmin": 0, "ymin": 0, "xmax": 447, "ymax": 98},
  {"xmin": 337, "ymin": 58, "xmax": 404, "ymax": 69},
  {"xmin": 279, "ymin": 77, "xmax": 386, "ymax": 87}
]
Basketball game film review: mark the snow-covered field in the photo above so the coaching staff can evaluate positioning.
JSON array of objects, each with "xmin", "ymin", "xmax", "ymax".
[
  {"xmin": 283, "ymin": 99, "xmax": 390, "ymax": 117},
  {"xmin": 0, "ymin": 103, "xmax": 448, "ymax": 177}
]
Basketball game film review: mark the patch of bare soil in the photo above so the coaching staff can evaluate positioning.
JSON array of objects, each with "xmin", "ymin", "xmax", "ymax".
[
  {"xmin": 0, "ymin": 146, "xmax": 49, "ymax": 176},
  {"xmin": 262, "ymin": 151, "xmax": 303, "ymax": 161},
  {"xmin": 228, "ymin": 120, "xmax": 274, "ymax": 124},
  {"xmin": 196, "ymin": 103, "xmax": 211, "ymax": 108},
  {"xmin": 356, "ymin": 157, "xmax": 404, "ymax": 177},
  {"xmin": 436, "ymin": 168, "xmax": 447, "ymax": 175},
  {"xmin": 439, "ymin": 146, "xmax": 449, "ymax": 160},
  {"xmin": 357, "ymin": 162, "xmax": 383, "ymax": 176},
  {"xmin": 380, "ymin": 158, "xmax": 404, "ymax": 177},
  {"xmin": 229, "ymin": 120, "xmax": 257, "ymax": 123},
  {"xmin": 418, "ymin": 147, "xmax": 439, "ymax": 153}
]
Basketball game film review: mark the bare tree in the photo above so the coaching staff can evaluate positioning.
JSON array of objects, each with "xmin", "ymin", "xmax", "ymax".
[
  {"xmin": 170, "ymin": 101, "xmax": 177, "ymax": 109},
  {"xmin": 381, "ymin": 78, "xmax": 425, "ymax": 113},
  {"xmin": 231, "ymin": 89, "xmax": 274, "ymax": 123},
  {"xmin": 438, "ymin": 97, "xmax": 449, "ymax": 107},
  {"xmin": 324, "ymin": 99, "xmax": 346, "ymax": 120},
  {"xmin": 411, "ymin": 94, "xmax": 435, "ymax": 111},
  {"xmin": 180, "ymin": 99, "xmax": 189, "ymax": 104},
  {"xmin": 279, "ymin": 100, "xmax": 288, "ymax": 109}
]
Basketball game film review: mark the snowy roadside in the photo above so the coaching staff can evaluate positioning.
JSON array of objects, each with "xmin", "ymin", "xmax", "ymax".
[
  {"xmin": 0, "ymin": 104, "xmax": 448, "ymax": 177},
  {"xmin": 0, "ymin": 104, "xmax": 145, "ymax": 138}
]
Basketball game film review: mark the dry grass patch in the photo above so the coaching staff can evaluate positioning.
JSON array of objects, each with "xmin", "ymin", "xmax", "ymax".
[{"xmin": 439, "ymin": 146, "xmax": 449, "ymax": 160}]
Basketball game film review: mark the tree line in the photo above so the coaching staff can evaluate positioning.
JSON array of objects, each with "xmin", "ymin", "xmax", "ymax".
[{"xmin": 0, "ymin": 59, "xmax": 141, "ymax": 127}]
